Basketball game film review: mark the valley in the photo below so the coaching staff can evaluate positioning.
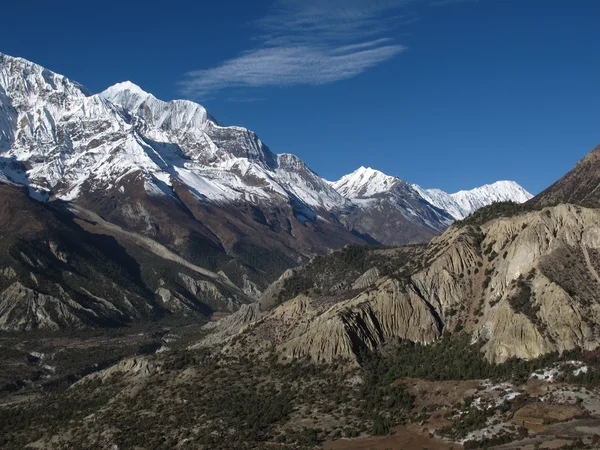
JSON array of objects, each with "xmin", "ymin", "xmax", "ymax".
[{"xmin": 0, "ymin": 49, "xmax": 599, "ymax": 450}]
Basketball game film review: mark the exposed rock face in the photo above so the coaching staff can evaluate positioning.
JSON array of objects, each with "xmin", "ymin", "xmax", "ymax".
[
  {"xmin": 530, "ymin": 144, "xmax": 600, "ymax": 207},
  {"xmin": 258, "ymin": 268, "xmax": 296, "ymax": 310},
  {"xmin": 192, "ymin": 303, "xmax": 262, "ymax": 348},
  {"xmin": 204, "ymin": 203, "xmax": 600, "ymax": 365},
  {"xmin": 1, "ymin": 267, "xmax": 16, "ymax": 279},
  {"xmin": 352, "ymin": 268, "xmax": 380, "ymax": 290},
  {"xmin": 412, "ymin": 204, "xmax": 600, "ymax": 362},
  {"xmin": 0, "ymin": 282, "xmax": 87, "ymax": 331},
  {"xmin": 272, "ymin": 279, "xmax": 441, "ymax": 364},
  {"xmin": 470, "ymin": 205, "xmax": 600, "ymax": 361},
  {"xmin": 77, "ymin": 357, "xmax": 161, "ymax": 384},
  {"xmin": 178, "ymin": 273, "xmax": 238, "ymax": 312}
]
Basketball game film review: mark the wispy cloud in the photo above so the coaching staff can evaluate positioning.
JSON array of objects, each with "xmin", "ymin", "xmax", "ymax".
[{"xmin": 178, "ymin": 0, "xmax": 414, "ymax": 98}]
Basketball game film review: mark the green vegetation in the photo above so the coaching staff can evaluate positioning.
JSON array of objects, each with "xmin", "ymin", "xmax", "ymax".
[
  {"xmin": 507, "ymin": 276, "xmax": 541, "ymax": 328},
  {"xmin": 361, "ymin": 334, "xmax": 577, "ymax": 385},
  {"xmin": 558, "ymin": 349, "xmax": 600, "ymax": 387},
  {"xmin": 230, "ymin": 241, "xmax": 297, "ymax": 286},
  {"xmin": 454, "ymin": 201, "xmax": 546, "ymax": 228},
  {"xmin": 3, "ymin": 326, "xmax": 600, "ymax": 449},
  {"xmin": 0, "ymin": 338, "xmax": 417, "ymax": 450},
  {"xmin": 277, "ymin": 244, "xmax": 424, "ymax": 304}
]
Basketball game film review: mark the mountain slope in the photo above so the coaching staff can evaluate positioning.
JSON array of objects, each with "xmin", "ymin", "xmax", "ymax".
[
  {"xmin": 202, "ymin": 144, "xmax": 600, "ymax": 366},
  {"xmin": 329, "ymin": 166, "xmax": 531, "ymax": 244},
  {"xmin": 529, "ymin": 144, "xmax": 600, "ymax": 207},
  {"xmin": 0, "ymin": 51, "xmax": 535, "ymax": 306},
  {"xmin": 205, "ymin": 203, "xmax": 600, "ymax": 366},
  {"xmin": 0, "ymin": 183, "xmax": 249, "ymax": 331}
]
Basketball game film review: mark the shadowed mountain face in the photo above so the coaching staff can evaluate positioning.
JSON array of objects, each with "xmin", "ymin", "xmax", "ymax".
[
  {"xmin": 0, "ymin": 183, "xmax": 251, "ymax": 331},
  {"xmin": 530, "ymin": 144, "xmax": 600, "ymax": 208}
]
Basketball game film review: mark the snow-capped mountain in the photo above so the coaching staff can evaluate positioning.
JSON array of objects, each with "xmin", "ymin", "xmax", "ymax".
[
  {"xmin": 412, "ymin": 181, "xmax": 533, "ymax": 220},
  {"xmin": 328, "ymin": 167, "xmax": 532, "ymax": 243},
  {"xmin": 332, "ymin": 166, "xmax": 400, "ymax": 198},
  {"xmin": 0, "ymin": 53, "xmax": 344, "ymax": 212},
  {"xmin": 0, "ymin": 51, "xmax": 532, "ymax": 287},
  {"xmin": 0, "ymin": 52, "xmax": 366, "ymax": 289},
  {"xmin": 329, "ymin": 167, "xmax": 454, "ymax": 245}
]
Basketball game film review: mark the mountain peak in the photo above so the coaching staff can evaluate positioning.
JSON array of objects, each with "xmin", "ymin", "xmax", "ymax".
[
  {"xmin": 100, "ymin": 81, "xmax": 152, "ymax": 108},
  {"xmin": 413, "ymin": 180, "xmax": 533, "ymax": 220},
  {"xmin": 100, "ymin": 81, "xmax": 211, "ymax": 133},
  {"xmin": 104, "ymin": 80, "xmax": 148, "ymax": 96},
  {"xmin": 332, "ymin": 166, "xmax": 400, "ymax": 198}
]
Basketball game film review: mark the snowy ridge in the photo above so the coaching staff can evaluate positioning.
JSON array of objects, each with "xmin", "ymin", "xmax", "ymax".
[
  {"xmin": 0, "ymin": 52, "xmax": 344, "ymax": 213},
  {"xmin": 330, "ymin": 165, "xmax": 531, "ymax": 223},
  {"xmin": 411, "ymin": 185, "xmax": 469, "ymax": 220},
  {"xmin": 412, "ymin": 181, "xmax": 533, "ymax": 220},
  {"xmin": 451, "ymin": 181, "xmax": 533, "ymax": 216},
  {"xmin": 332, "ymin": 166, "xmax": 400, "ymax": 198}
]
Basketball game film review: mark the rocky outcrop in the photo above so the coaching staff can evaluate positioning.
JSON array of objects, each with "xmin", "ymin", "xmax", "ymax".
[
  {"xmin": 192, "ymin": 303, "xmax": 262, "ymax": 348},
  {"xmin": 220, "ymin": 277, "xmax": 441, "ymax": 364},
  {"xmin": 0, "ymin": 282, "xmax": 89, "ymax": 331},
  {"xmin": 274, "ymin": 279, "xmax": 441, "ymax": 364},
  {"xmin": 178, "ymin": 273, "xmax": 238, "ymax": 312},
  {"xmin": 210, "ymin": 204, "xmax": 600, "ymax": 365},
  {"xmin": 0, "ymin": 267, "xmax": 16, "ymax": 279},
  {"xmin": 530, "ymin": 144, "xmax": 600, "ymax": 207},
  {"xmin": 76, "ymin": 356, "xmax": 161, "ymax": 384},
  {"xmin": 352, "ymin": 268, "xmax": 380, "ymax": 290},
  {"xmin": 155, "ymin": 287, "xmax": 193, "ymax": 313},
  {"xmin": 258, "ymin": 268, "xmax": 296, "ymax": 310}
]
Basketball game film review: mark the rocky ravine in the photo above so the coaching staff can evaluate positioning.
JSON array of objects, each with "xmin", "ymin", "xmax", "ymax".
[{"xmin": 200, "ymin": 203, "xmax": 600, "ymax": 364}]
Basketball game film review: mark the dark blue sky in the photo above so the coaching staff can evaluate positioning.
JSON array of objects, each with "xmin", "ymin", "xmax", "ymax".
[{"xmin": 2, "ymin": 0, "xmax": 598, "ymax": 193}]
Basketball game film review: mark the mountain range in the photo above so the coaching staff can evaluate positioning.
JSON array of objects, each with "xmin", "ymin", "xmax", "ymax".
[
  {"xmin": 2, "ymin": 50, "xmax": 600, "ymax": 450},
  {"xmin": 0, "ymin": 52, "xmax": 530, "ymax": 329}
]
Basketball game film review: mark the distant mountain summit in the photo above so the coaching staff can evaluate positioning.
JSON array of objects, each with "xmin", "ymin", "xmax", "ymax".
[
  {"xmin": 329, "ymin": 167, "xmax": 454, "ymax": 245},
  {"xmin": 325, "ymin": 167, "xmax": 532, "ymax": 244},
  {"xmin": 332, "ymin": 166, "xmax": 400, "ymax": 198},
  {"xmin": 413, "ymin": 180, "xmax": 533, "ymax": 220}
]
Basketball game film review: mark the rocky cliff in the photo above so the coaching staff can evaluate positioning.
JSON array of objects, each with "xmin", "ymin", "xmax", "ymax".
[{"xmin": 201, "ymin": 203, "xmax": 600, "ymax": 364}]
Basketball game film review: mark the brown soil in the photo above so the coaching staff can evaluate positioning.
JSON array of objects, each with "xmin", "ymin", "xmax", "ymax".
[
  {"xmin": 512, "ymin": 402, "xmax": 583, "ymax": 433},
  {"xmin": 209, "ymin": 311, "xmax": 231, "ymax": 321},
  {"xmin": 402, "ymin": 378, "xmax": 481, "ymax": 410},
  {"xmin": 324, "ymin": 425, "xmax": 461, "ymax": 450}
]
